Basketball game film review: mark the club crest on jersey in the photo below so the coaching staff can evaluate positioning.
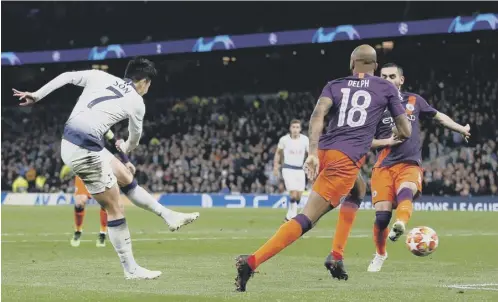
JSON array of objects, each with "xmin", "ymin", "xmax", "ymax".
[
  {"xmin": 406, "ymin": 104, "xmax": 415, "ymax": 111},
  {"xmin": 372, "ymin": 191, "xmax": 377, "ymax": 198}
]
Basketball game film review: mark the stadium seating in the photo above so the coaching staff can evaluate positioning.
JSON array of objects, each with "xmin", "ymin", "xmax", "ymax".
[{"xmin": 2, "ymin": 78, "xmax": 496, "ymax": 196}]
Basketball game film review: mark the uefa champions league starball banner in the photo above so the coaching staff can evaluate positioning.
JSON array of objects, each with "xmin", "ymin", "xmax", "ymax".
[
  {"xmin": 2, "ymin": 14, "xmax": 497, "ymax": 66},
  {"xmin": 2, "ymin": 193, "xmax": 498, "ymax": 212}
]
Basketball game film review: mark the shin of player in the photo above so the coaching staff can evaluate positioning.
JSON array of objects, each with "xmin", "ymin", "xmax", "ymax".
[
  {"xmin": 274, "ymin": 120, "xmax": 309, "ymax": 221},
  {"xmin": 234, "ymin": 45, "xmax": 411, "ymax": 292}
]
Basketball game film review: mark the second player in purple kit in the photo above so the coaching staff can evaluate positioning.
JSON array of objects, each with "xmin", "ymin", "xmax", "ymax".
[{"xmin": 367, "ymin": 63, "xmax": 471, "ymax": 272}]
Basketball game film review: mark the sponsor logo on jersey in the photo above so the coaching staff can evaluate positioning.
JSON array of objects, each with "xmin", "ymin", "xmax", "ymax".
[{"xmin": 382, "ymin": 117, "xmax": 394, "ymax": 125}]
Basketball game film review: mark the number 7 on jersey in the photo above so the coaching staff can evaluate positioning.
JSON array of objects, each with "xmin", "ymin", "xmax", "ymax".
[{"xmin": 87, "ymin": 86, "xmax": 124, "ymax": 109}]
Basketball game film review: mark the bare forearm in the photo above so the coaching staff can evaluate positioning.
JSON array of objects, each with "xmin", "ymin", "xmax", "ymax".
[
  {"xmin": 308, "ymin": 97, "xmax": 332, "ymax": 155},
  {"xmin": 394, "ymin": 114, "xmax": 412, "ymax": 139},
  {"xmin": 308, "ymin": 117, "xmax": 324, "ymax": 156},
  {"xmin": 435, "ymin": 112, "xmax": 466, "ymax": 133},
  {"xmin": 273, "ymin": 152, "xmax": 281, "ymax": 169},
  {"xmin": 371, "ymin": 138, "xmax": 392, "ymax": 149}
]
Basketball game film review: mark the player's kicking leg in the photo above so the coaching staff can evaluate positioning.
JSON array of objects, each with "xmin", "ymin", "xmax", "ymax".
[
  {"xmin": 389, "ymin": 181, "xmax": 418, "ymax": 241},
  {"xmin": 235, "ymin": 191, "xmax": 331, "ymax": 291},
  {"xmin": 62, "ymin": 140, "xmax": 160, "ymax": 280},
  {"xmin": 368, "ymin": 165, "xmax": 420, "ymax": 272},
  {"xmin": 71, "ymin": 194, "xmax": 88, "ymax": 247},
  {"xmin": 111, "ymin": 158, "xmax": 199, "ymax": 231},
  {"xmin": 235, "ymin": 150, "xmax": 359, "ymax": 291}
]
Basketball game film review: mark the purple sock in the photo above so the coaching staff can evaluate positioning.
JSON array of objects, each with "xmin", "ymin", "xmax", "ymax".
[{"xmin": 293, "ymin": 214, "xmax": 313, "ymax": 234}]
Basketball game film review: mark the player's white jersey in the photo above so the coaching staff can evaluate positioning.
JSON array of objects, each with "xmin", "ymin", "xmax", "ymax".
[
  {"xmin": 32, "ymin": 70, "xmax": 144, "ymax": 153},
  {"xmin": 277, "ymin": 134, "xmax": 309, "ymax": 167}
]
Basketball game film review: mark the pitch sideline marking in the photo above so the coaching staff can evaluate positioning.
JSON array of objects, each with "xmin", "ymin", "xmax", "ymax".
[
  {"xmin": 1, "ymin": 234, "xmax": 368, "ymax": 243},
  {"xmin": 446, "ymin": 283, "xmax": 498, "ymax": 291},
  {"xmin": 2, "ymin": 232, "xmax": 498, "ymax": 244},
  {"xmin": 3, "ymin": 231, "xmax": 498, "ymax": 237}
]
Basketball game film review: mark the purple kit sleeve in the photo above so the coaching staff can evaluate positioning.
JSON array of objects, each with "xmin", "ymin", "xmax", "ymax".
[
  {"xmin": 418, "ymin": 96, "xmax": 438, "ymax": 120},
  {"xmin": 319, "ymin": 81, "xmax": 333, "ymax": 100},
  {"xmin": 386, "ymin": 83, "xmax": 405, "ymax": 118}
]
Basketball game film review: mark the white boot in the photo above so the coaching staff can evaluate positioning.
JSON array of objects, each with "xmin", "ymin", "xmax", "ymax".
[
  {"xmin": 164, "ymin": 212, "xmax": 200, "ymax": 232},
  {"xmin": 367, "ymin": 253, "xmax": 388, "ymax": 272},
  {"xmin": 125, "ymin": 266, "xmax": 162, "ymax": 280}
]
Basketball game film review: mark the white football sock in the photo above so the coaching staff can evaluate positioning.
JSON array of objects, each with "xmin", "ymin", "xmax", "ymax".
[
  {"xmin": 287, "ymin": 201, "xmax": 298, "ymax": 219},
  {"xmin": 126, "ymin": 185, "xmax": 177, "ymax": 223},
  {"xmin": 107, "ymin": 219, "xmax": 138, "ymax": 273},
  {"xmin": 126, "ymin": 185, "xmax": 163, "ymax": 215}
]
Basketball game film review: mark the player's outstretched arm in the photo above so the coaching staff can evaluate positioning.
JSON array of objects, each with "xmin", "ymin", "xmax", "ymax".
[
  {"xmin": 13, "ymin": 70, "xmax": 95, "ymax": 105},
  {"xmin": 433, "ymin": 112, "xmax": 471, "ymax": 141}
]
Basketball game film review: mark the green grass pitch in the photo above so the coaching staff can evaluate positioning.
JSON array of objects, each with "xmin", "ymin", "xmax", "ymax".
[{"xmin": 2, "ymin": 206, "xmax": 498, "ymax": 301}]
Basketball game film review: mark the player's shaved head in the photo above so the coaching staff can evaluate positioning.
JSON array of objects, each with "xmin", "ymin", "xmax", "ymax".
[{"xmin": 350, "ymin": 44, "xmax": 378, "ymax": 74}]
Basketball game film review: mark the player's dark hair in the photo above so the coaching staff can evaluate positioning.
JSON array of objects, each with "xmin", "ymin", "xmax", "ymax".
[
  {"xmin": 382, "ymin": 63, "xmax": 403, "ymax": 76},
  {"xmin": 124, "ymin": 57, "xmax": 157, "ymax": 82},
  {"xmin": 290, "ymin": 119, "xmax": 301, "ymax": 126}
]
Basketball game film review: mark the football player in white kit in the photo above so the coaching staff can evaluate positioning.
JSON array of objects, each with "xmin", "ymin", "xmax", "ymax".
[
  {"xmin": 273, "ymin": 119, "xmax": 309, "ymax": 221},
  {"xmin": 13, "ymin": 58, "xmax": 199, "ymax": 280}
]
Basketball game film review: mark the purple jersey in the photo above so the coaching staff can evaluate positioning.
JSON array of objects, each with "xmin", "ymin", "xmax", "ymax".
[
  {"xmin": 318, "ymin": 73, "xmax": 405, "ymax": 164},
  {"xmin": 374, "ymin": 92, "xmax": 438, "ymax": 167}
]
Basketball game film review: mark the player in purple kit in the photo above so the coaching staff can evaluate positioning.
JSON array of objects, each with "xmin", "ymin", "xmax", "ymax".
[
  {"xmin": 367, "ymin": 63, "xmax": 471, "ymax": 272},
  {"xmin": 234, "ymin": 45, "xmax": 412, "ymax": 292}
]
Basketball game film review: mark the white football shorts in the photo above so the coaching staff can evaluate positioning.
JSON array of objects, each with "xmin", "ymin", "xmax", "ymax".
[
  {"xmin": 282, "ymin": 168, "xmax": 306, "ymax": 192},
  {"xmin": 60, "ymin": 139, "xmax": 116, "ymax": 195}
]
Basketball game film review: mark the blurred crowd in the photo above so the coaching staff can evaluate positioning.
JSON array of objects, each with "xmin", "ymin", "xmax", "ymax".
[{"xmin": 2, "ymin": 74, "xmax": 497, "ymax": 197}]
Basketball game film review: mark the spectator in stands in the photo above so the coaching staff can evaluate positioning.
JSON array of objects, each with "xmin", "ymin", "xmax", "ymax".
[{"xmin": 2, "ymin": 60, "xmax": 497, "ymax": 197}]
